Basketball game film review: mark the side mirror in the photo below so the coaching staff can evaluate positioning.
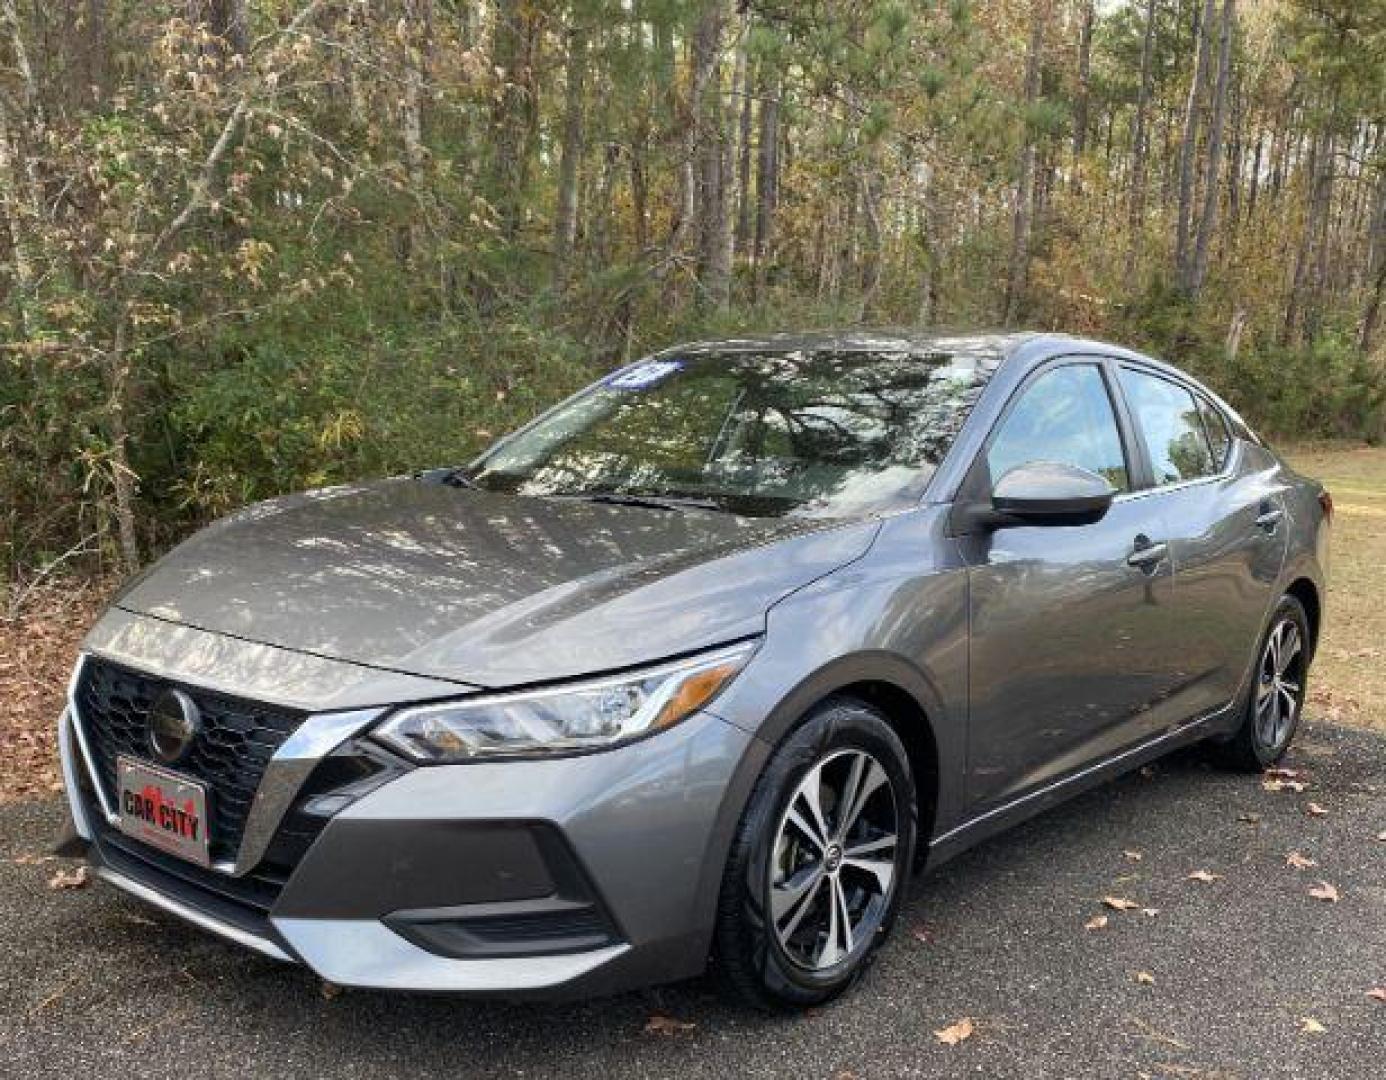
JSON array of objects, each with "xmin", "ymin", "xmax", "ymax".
[{"xmin": 988, "ymin": 461, "xmax": 1116, "ymax": 527}]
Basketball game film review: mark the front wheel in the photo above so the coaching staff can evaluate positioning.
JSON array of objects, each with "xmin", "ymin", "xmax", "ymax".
[
  {"xmin": 1212, "ymin": 594, "xmax": 1311, "ymax": 771},
  {"xmin": 714, "ymin": 697, "xmax": 916, "ymax": 1011}
]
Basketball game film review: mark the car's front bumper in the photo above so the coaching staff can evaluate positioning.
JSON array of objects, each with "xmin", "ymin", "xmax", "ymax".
[{"xmin": 59, "ymin": 678, "xmax": 763, "ymax": 999}]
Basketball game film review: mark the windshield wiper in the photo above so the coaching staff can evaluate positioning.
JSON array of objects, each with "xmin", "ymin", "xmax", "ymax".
[{"xmin": 557, "ymin": 491, "xmax": 726, "ymax": 513}]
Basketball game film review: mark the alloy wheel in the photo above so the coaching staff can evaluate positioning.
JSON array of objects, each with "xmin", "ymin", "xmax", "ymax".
[
  {"xmin": 769, "ymin": 748, "xmax": 900, "ymax": 971},
  {"xmin": 1255, "ymin": 617, "xmax": 1304, "ymax": 751}
]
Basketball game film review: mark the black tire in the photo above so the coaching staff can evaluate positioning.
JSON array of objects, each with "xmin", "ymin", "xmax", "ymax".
[
  {"xmin": 1211, "ymin": 594, "xmax": 1311, "ymax": 772},
  {"xmin": 714, "ymin": 696, "xmax": 917, "ymax": 1011}
]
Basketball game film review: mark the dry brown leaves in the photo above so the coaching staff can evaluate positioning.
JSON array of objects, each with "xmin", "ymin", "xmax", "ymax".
[
  {"xmin": 1103, "ymin": 896, "xmax": 1140, "ymax": 912},
  {"xmin": 1186, "ymin": 870, "xmax": 1221, "ymax": 884},
  {"xmin": 644, "ymin": 1014, "xmax": 697, "ymax": 1036},
  {"xmin": 1367, "ymin": 987, "xmax": 1386, "ymax": 1003},
  {"xmin": 1084, "ymin": 914, "xmax": 1109, "ymax": 931},
  {"xmin": 1306, "ymin": 802, "xmax": 1329, "ymax": 816},
  {"xmin": 1307, "ymin": 881, "xmax": 1340, "ymax": 903},
  {"xmin": 0, "ymin": 578, "xmax": 111, "ymax": 804},
  {"xmin": 47, "ymin": 865, "xmax": 89, "ymax": 890},
  {"xmin": 933, "ymin": 1017, "xmax": 974, "ymax": 1046},
  {"xmin": 1285, "ymin": 851, "xmax": 1317, "ymax": 871}
]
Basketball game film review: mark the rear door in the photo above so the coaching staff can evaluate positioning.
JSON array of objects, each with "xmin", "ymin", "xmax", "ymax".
[
  {"xmin": 958, "ymin": 359, "xmax": 1186, "ymax": 809},
  {"xmin": 1114, "ymin": 366, "xmax": 1288, "ymax": 723}
]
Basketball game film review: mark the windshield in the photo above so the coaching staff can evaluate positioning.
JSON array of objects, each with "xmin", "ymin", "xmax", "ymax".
[{"xmin": 465, "ymin": 345, "xmax": 997, "ymax": 518}]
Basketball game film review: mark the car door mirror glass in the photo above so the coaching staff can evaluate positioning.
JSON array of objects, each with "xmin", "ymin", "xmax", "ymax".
[{"xmin": 990, "ymin": 461, "xmax": 1116, "ymax": 526}]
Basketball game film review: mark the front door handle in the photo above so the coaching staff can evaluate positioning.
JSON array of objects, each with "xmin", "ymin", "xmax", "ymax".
[
  {"xmin": 1256, "ymin": 503, "xmax": 1284, "ymax": 532},
  {"xmin": 1127, "ymin": 537, "xmax": 1168, "ymax": 570}
]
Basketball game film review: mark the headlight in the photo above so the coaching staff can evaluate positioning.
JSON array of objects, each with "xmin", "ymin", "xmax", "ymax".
[{"xmin": 372, "ymin": 642, "xmax": 755, "ymax": 762}]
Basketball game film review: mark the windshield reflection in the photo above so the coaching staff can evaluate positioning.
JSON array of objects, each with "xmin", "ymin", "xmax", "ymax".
[{"xmin": 467, "ymin": 344, "xmax": 999, "ymax": 519}]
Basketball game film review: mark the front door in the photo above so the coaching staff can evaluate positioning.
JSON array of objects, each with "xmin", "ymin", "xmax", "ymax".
[{"xmin": 957, "ymin": 361, "xmax": 1184, "ymax": 809}]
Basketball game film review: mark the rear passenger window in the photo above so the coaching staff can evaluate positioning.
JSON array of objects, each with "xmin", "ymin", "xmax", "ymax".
[
  {"xmin": 1118, "ymin": 368, "xmax": 1214, "ymax": 485},
  {"xmin": 987, "ymin": 364, "xmax": 1130, "ymax": 491},
  {"xmin": 1196, "ymin": 396, "xmax": 1232, "ymax": 469}
]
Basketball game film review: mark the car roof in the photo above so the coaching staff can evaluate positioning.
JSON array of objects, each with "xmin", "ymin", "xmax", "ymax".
[
  {"xmin": 654, "ymin": 328, "xmax": 1038, "ymax": 361},
  {"xmin": 654, "ymin": 329, "xmax": 1220, "ymax": 388}
]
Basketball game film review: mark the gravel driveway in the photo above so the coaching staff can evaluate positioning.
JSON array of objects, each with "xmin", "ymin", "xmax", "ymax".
[{"xmin": 4, "ymin": 721, "xmax": 1383, "ymax": 1079}]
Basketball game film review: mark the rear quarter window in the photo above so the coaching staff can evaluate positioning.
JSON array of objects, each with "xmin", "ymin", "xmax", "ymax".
[
  {"xmin": 1117, "ymin": 367, "xmax": 1216, "ymax": 485},
  {"xmin": 1195, "ymin": 395, "xmax": 1232, "ymax": 470}
]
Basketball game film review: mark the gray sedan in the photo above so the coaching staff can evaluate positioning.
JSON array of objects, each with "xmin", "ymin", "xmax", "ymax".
[{"xmin": 56, "ymin": 331, "xmax": 1329, "ymax": 1010}]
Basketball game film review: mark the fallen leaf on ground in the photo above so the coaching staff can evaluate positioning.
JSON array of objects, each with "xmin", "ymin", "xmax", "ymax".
[
  {"xmin": 1263, "ymin": 778, "xmax": 1307, "ymax": 793},
  {"xmin": 12, "ymin": 852, "xmax": 56, "ymax": 865},
  {"xmin": 1286, "ymin": 851, "xmax": 1317, "ymax": 871},
  {"xmin": 934, "ymin": 1018, "xmax": 974, "ymax": 1046},
  {"xmin": 1367, "ymin": 987, "xmax": 1386, "ymax": 1003},
  {"xmin": 47, "ymin": 866, "xmax": 89, "ymax": 890},
  {"xmin": 1134, "ymin": 971, "xmax": 1156, "ymax": 985},
  {"xmin": 1103, "ymin": 896, "xmax": 1140, "ymax": 912},
  {"xmin": 644, "ymin": 1014, "xmax": 697, "ymax": 1036},
  {"xmin": 1298, "ymin": 1017, "xmax": 1326, "ymax": 1035},
  {"xmin": 1306, "ymin": 802, "xmax": 1328, "ymax": 816},
  {"xmin": 1308, "ymin": 881, "xmax": 1340, "ymax": 903},
  {"xmin": 1187, "ymin": 869, "xmax": 1221, "ymax": 883},
  {"xmin": 1265, "ymin": 767, "xmax": 1302, "ymax": 780},
  {"xmin": 1238, "ymin": 812, "xmax": 1262, "ymax": 824},
  {"xmin": 1085, "ymin": 915, "xmax": 1109, "ymax": 931},
  {"xmin": 319, "ymin": 980, "xmax": 343, "ymax": 1001},
  {"xmin": 1123, "ymin": 850, "xmax": 1144, "ymax": 862},
  {"xmin": 1377, "ymin": 830, "xmax": 1386, "ymax": 842}
]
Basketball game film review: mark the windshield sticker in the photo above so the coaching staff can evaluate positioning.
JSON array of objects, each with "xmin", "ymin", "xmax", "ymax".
[{"xmin": 606, "ymin": 359, "xmax": 684, "ymax": 390}]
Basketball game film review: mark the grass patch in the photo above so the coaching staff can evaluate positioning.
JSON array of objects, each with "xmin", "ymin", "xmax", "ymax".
[{"xmin": 1284, "ymin": 443, "xmax": 1386, "ymax": 732}]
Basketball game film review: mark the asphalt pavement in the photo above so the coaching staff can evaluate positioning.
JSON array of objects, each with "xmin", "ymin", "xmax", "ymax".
[{"xmin": 3, "ymin": 720, "xmax": 1383, "ymax": 1079}]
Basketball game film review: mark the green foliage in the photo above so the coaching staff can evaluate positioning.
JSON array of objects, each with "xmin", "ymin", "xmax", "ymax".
[{"xmin": 2, "ymin": 0, "xmax": 1384, "ymax": 580}]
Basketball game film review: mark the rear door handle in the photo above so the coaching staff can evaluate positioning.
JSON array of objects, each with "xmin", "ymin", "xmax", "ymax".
[
  {"xmin": 1256, "ymin": 504, "xmax": 1284, "ymax": 531},
  {"xmin": 1127, "ymin": 538, "xmax": 1168, "ymax": 570}
]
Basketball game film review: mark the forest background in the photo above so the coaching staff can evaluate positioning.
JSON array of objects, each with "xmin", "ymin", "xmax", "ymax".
[{"xmin": 2, "ymin": 0, "xmax": 1384, "ymax": 581}]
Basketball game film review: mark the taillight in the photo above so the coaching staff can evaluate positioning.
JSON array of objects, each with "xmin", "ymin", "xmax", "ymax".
[{"xmin": 1318, "ymin": 489, "xmax": 1333, "ymax": 525}]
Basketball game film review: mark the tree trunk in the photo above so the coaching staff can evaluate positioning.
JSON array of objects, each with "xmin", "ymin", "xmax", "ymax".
[
  {"xmin": 858, "ymin": 166, "xmax": 883, "ymax": 319},
  {"xmin": 398, "ymin": 0, "xmax": 430, "ymax": 268},
  {"xmin": 490, "ymin": 0, "xmax": 542, "ymax": 239},
  {"xmin": 1283, "ymin": 122, "xmax": 1336, "ymax": 345},
  {"xmin": 692, "ymin": 1, "xmax": 730, "ymax": 311},
  {"xmin": 1072, "ymin": 0, "xmax": 1095, "ymax": 169},
  {"xmin": 1175, "ymin": 0, "xmax": 1217, "ymax": 291},
  {"xmin": 0, "ymin": 0, "xmax": 44, "ymax": 337},
  {"xmin": 1361, "ymin": 169, "xmax": 1386, "ymax": 352},
  {"xmin": 732, "ymin": 23, "xmax": 753, "ymax": 255},
  {"xmin": 1189, "ymin": 0, "xmax": 1234, "ymax": 297},
  {"xmin": 752, "ymin": 62, "xmax": 780, "ymax": 299},
  {"xmin": 106, "ymin": 316, "xmax": 141, "ymax": 572},
  {"xmin": 1003, "ymin": 0, "xmax": 1046, "ymax": 326},
  {"xmin": 553, "ymin": 16, "xmax": 587, "ymax": 290}
]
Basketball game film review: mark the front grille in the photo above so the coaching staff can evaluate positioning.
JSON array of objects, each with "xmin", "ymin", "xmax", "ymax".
[{"xmin": 75, "ymin": 657, "xmax": 307, "ymax": 863}]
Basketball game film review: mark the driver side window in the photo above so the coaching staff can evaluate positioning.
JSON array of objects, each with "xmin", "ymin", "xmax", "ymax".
[{"xmin": 987, "ymin": 364, "xmax": 1130, "ymax": 492}]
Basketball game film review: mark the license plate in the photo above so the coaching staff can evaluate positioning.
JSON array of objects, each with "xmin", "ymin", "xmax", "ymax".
[{"xmin": 116, "ymin": 756, "xmax": 211, "ymax": 867}]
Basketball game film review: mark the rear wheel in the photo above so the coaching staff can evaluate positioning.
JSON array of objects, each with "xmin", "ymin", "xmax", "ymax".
[
  {"xmin": 714, "ymin": 697, "xmax": 916, "ymax": 1011},
  {"xmin": 1213, "ymin": 595, "xmax": 1310, "ymax": 771}
]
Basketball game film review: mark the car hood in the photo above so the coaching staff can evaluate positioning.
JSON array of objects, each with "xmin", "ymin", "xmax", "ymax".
[{"xmin": 111, "ymin": 479, "xmax": 879, "ymax": 688}]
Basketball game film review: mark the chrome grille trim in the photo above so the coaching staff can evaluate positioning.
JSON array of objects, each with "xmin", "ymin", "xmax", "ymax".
[{"xmin": 67, "ymin": 651, "xmax": 382, "ymax": 878}]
